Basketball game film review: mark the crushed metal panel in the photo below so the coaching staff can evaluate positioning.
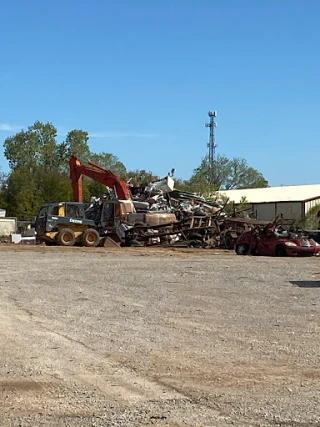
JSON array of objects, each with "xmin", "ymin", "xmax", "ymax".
[
  {"xmin": 147, "ymin": 176, "xmax": 175, "ymax": 194},
  {"xmin": 144, "ymin": 212, "xmax": 176, "ymax": 226}
]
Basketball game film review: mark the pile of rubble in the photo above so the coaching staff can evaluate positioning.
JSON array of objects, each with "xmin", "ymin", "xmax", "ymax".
[
  {"xmin": 86, "ymin": 175, "xmax": 225, "ymax": 220},
  {"xmin": 84, "ymin": 173, "xmax": 265, "ymax": 249},
  {"xmin": 129, "ymin": 173, "xmax": 224, "ymax": 218}
]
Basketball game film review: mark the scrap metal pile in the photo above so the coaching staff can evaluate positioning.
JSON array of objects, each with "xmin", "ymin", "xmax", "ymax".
[
  {"xmin": 85, "ymin": 174, "xmax": 265, "ymax": 249},
  {"xmin": 123, "ymin": 205, "xmax": 268, "ymax": 249},
  {"xmin": 126, "ymin": 185, "xmax": 226, "ymax": 247},
  {"xmin": 33, "ymin": 156, "xmax": 309, "ymax": 250}
]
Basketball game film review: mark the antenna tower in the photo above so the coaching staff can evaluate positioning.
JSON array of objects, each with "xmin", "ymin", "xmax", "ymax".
[{"xmin": 205, "ymin": 110, "xmax": 217, "ymax": 183}]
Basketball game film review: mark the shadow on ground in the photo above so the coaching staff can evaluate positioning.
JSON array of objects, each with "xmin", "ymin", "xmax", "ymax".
[{"xmin": 290, "ymin": 281, "xmax": 320, "ymax": 288}]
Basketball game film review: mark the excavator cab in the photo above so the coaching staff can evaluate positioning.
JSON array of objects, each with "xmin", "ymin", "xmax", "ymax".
[
  {"xmin": 101, "ymin": 200, "xmax": 136, "ymax": 226},
  {"xmin": 102, "ymin": 202, "xmax": 115, "ymax": 225},
  {"xmin": 86, "ymin": 199, "xmax": 134, "ymax": 229}
]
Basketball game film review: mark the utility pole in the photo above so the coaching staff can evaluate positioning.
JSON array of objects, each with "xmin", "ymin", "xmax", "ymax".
[{"xmin": 205, "ymin": 110, "xmax": 217, "ymax": 184}]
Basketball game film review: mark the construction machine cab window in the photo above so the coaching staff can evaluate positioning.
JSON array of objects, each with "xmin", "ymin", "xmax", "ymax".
[
  {"xmin": 38, "ymin": 206, "xmax": 49, "ymax": 217},
  {"xmin": 66, "ymin": 203, "xmax": 85, "ymax": 219},
  {"xmin": 51, "ymin": 205, "xmax": 60, "ymax": 216},
  {"xmin": 102, "ymin": 203, "xmax": 114, "ymax": 222},
  {"xmin": 37, "ymin": 202, "xmax": 86, "ymax": 220}
]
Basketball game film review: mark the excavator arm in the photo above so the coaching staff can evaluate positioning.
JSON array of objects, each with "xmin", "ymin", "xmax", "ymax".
[{"xmin": 69, "ymin": 155, "xmax": 132, "ymax": 202}]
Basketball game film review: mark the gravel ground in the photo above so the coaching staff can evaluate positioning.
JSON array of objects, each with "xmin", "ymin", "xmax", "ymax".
[{"xmin": 0, "ymin": 246, "xmax": 319, "ymax": 427}]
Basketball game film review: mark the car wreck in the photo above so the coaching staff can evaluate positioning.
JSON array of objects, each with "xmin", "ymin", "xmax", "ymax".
[{"xmin": 235, "ymin": 218, "xmax": 320, "ymax": 257}]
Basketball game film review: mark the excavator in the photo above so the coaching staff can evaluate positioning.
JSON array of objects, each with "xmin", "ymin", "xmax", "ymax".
[
  {"xmin": 69, "ymin": 154, "xmax": 132, "ymax": 203},
  {"xmin": 70, "ymin": 154, "xmax": 176, "ymax": 227},
  {"xmin": 35, "ymin": 155, "xmax": 176, "ymax": 247}
]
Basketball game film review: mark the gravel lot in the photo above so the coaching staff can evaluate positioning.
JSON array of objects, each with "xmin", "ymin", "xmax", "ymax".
[{"xmin": 0, "ymin": 246, "xmax": 319, "ymax": 427}]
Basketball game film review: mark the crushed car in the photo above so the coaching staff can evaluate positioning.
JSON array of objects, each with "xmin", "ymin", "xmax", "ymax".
[{"xmin": 235, "ymin": 219, "xmax": 320, "ymax": 257}]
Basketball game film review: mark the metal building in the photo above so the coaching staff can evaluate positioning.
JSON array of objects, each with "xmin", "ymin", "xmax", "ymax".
[{"xmin": 219, "ymin": 184, "xmax": 320, "ymax": 223}]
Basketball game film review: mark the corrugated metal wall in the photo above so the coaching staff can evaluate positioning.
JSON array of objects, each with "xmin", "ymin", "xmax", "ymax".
[
  {"xmin": 252, "ymin": 202, "xmax": 303, "ymax": 221},
  {"xmin": 252, "ymin": 203, "xmax": 276, "ymax": 220},
  {"xmin": 276, "ymin": 202, "xmax": 303, "ymax": 220},
  {"xmin": 305, "ymin": 198, "xmax": 320, "ymax": 214},
  {"xmin": 249, "ymin": 198, "xmax": 320, "ymax": 223},
  {"xmin": 304, "ymin": 198, "xmax": 320, "ymax": 228}
]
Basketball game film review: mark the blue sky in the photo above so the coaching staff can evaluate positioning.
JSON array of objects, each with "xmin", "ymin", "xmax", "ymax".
[{"xmin": 1, "ymin": 0, "xmax": 319, "ymax": 186}]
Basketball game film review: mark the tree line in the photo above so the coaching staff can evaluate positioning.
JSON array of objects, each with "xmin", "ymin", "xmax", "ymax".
[{"xmin": 0, "ymin": 121, "xmax": 268, "ymax": 218}]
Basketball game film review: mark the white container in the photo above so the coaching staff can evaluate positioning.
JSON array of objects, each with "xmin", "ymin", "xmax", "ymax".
[
  {"xmin": 10, "ymin": 233, "xmax": 22, "ymax": 244},
  {"xmin": 149, "ymin": 176, "xmax": 175, "ymax": 194},
  {"xmin": 0, "ymin": 217, "xmax": 17, "ymax": 237},
  {"xmin": 0, "ymin": 209, "xmax": 6, "ymax": 217}
]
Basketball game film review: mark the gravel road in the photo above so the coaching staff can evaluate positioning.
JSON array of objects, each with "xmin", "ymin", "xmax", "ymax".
[{"xmin": 0, "ymin": 246, "xmax": 319, "ymax": 426}]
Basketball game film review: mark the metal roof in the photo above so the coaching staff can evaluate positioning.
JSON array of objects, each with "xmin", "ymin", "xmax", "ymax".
[{"xmin": 217, "ymin": 184, "xmax": 320, "ymax": 204}]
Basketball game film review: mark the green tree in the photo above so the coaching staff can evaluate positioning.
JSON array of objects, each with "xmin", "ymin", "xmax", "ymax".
[
  {"xmin": 0, "ymin": 169, "xmax": 8, "ymax": 211},
  {"xmin": 3, "ymin": 121, "xmax": 59, "ymax": 171},
  {"xmin": 89, "ymin": 152, "xmax": 127, "ymax": 177},
  {"xmin": 58, "ymin": 129, "xmax": 91, "ymax": 171},
  {"xmin": 85, "ymin": 153, "xmax": 127, "ymax": 198},
  {"xmin": 172, "ymin": 178, "xmax": 191, "ymax": 192},
  {"xmin": 0, "ymin": 169, "xmax": 7, "ymax": 187},
  {"xmin": 0, "ymin": 189, "xmax": 6, "ymax": 211},
  {"xmin": 66, "ymin": 129, "xmax": 90, "ymax": 159},
  {"xmin": 2, "ymin": 120, "xmax": 132, "ymax": 213},
  {"xmin": 187, "ymin": 155, "xmax": 268, "ymax": 196},
  {"xmin": 126, "ymin": 169, "xmax": 159, "ymax": 186},
  {"xmin": 5, "ymin": 168, "xmax": 42, "ymax": 218},
  {"xmin": 35, "ymin": 168, "xmax": 73, "ymax": 203},
  {"xmin": 4, "ymin": 167, "xmax": 74, "ymax": 218},
  {"xmin": 31, "ymin": 121, "xmax": 59, "ymax": 170}
]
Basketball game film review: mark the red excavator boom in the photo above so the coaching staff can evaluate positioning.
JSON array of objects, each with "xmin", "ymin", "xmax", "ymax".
[{"xmin": 69, "ymin": 155, "xmax": 132, "ymax": 202}]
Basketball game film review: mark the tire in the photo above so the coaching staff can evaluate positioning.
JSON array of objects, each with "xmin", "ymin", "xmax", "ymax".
[
  {"xmin": 225, "ymin": 235, "xmax": 235, "ymax": 250},
  {"xmin": 81, "ymin": 228, "xmax": 100, "ymax": 247},
  {"xmin": 56, "ymin": 228, "xmax": 76, "ymax": 247},
  {"xmin": 275, "ymin": 245, "xmax": 287, "ymax": 257},
  {"xmin": 235, "ymin": 244, "xmax": 249, "ymax": 255}
]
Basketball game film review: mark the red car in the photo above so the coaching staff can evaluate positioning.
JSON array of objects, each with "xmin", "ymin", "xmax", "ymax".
[{"xmin": 235, "ymin": 226, "xmax": 320, "ymax": 257}]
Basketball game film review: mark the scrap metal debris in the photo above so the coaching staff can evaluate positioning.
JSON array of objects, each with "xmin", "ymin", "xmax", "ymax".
[{"xmin": 83, "ymin": 173, "xmax": 267, "ymax": 249}]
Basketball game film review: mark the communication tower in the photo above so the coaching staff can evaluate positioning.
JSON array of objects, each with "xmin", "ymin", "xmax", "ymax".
[{"xmin": 205, "ymin": 110, "xmax": 217, "ymax": 183}]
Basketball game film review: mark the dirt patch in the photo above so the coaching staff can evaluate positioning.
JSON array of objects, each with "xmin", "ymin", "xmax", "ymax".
[{"xmin": 0, "ymin": 247, "xmax": 319, "ymax": 426}]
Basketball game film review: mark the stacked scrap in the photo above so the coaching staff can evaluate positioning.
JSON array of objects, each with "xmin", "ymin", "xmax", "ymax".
[{"xmin": 84, "ymin": 175, "xmax": 264, "ymax": 249}]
